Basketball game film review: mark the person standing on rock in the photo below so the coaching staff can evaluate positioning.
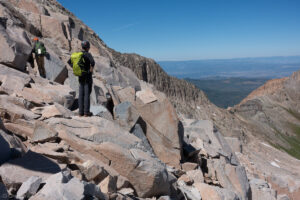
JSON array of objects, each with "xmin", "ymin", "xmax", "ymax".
[
  {"xmin": 68, "ymin": 40, "xmax": 95, "ymax": 117},
  {"xmin": 32, "ymin": 37, "xmax": 47, "ymax": 78}
]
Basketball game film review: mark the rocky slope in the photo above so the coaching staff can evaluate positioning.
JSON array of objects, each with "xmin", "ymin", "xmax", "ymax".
[
  {"xmin": 0, "ymin": 0, "xmax": 299, "ymax": 199},
  {"xmin": 234, "ymin": 71, "xmax": 300, "ymax": 159}
]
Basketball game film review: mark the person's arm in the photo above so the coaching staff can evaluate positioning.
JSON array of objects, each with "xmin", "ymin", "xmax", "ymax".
[{"xmin": 87, "ymin": 53, "xmax": 95, "ymax": 73}]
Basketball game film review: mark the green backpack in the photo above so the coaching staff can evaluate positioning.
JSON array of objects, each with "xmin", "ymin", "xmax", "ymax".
[
  {"xmin": 34, "ymin": 41, "xmax": 47, "ymax": 55},
  {"xmin": 71, "ymin": 52, "xmax": 86, "ymax": 76}
]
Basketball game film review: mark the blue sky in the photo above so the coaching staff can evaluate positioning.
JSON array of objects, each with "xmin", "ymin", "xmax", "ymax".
[{"xmin": 58, "ymin": 0, "xmax": 300, "ymax": 61}]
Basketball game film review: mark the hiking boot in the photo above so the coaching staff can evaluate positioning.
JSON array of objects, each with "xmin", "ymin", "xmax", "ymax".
[{"xmin": 84, "ymin": 112, "xmax": 93, "ymax": 117}]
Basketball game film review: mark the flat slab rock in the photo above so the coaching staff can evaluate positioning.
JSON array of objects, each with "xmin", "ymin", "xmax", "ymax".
[{"xmin": 136, "ymin": 89, "xmax": 158, "ymax": 104}]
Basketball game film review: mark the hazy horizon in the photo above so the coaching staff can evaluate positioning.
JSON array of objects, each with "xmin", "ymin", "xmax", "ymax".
[
  {"xmin": 156, "ymin": 55, "xmax": 300, "ymax": 62},
  {"xmin": 158, "ymin": 55, "xmax": 300, "ymax": 79}
]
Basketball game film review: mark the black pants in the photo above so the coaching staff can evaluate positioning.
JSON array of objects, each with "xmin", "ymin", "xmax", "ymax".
[{"xmin": 78, "ymin": 74, "xmax": 93, "ymax": 115}]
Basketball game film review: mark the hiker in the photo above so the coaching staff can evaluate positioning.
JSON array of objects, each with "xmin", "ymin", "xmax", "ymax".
[
  {"xmin": 68, "ymin": 40, "xmax": 95, "ymax": 117},
  {"xmin": 32, "ymin": 37, "xmax": 47, "ymax": 78}
]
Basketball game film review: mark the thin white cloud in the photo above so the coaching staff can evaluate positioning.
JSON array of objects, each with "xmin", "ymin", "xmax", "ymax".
[{"xmin": 113, "ymin": 23, "xmax": 139, "ymax": 32}]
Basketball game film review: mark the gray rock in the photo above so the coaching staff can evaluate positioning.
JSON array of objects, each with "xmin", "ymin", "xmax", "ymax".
[
  {"xmin": 0, "ymin": 26, "xmax": 32, "ymax": 71},
  {"xmin": 225, "ymin": 137, "xmax": 243, "ymax": 153},
  {"xmin": 234, "ymin": 165, "xmax": 251, "ymax": 200},
  {"xmin": 44, "ymin": 52, "xmax": 68, "ymax": 84},
  {"xmin": 99, "ymin": 175, "xmax": 117, "ymax": 194},
  {"xmin": 130, "ymin": 123, "xmax": 154, "ymax": 154},
  {"xmin": 249, "ymin": 178, "xmax": 270, "ymax": 189},
  {"xmin": 40, "ymin": 103, "xmax": 74, "ymax": 119},
  {"xmin": 31, "ymin": 170, "xmax": 105, "ymax": 200},
  {"xmin": 83, "ymin": 182, "xmax": 107, "ymax": 200},
  {"xmin": 79, "ymin": 160, "xmax": 108, "ymax": 183},
  {"xmin": 277, "ymin": 194, "xmax": 290, "ymax": 200},
  {"xmin": 64, "ymin": 70, "xmax": 79, "ymax": 98},
  {"xmin": 0, "ymin": 64, "xmax": 30, "ymax": 80},
  {"xmin": 114, "ymin": 101, "xmax": 139, "ymax": 131},
  {"xmin": 32, "ymin": 121, "xmax": 58, "ymax": 143},
  {"xmin": 177, "ymin": 180, "xmax": 202, "ymax": 200},
  {"xmin": 16, "ymin": 176, "xmax": 42, "ymax": 200},
  {"xmin": 214, "ymin": 131, "xmax": 240, "ymax": 166},
  {"xmin": 194, "ymin": 182, "xmax": 240, "ymax": 200},
  {"xmin": 211, "ymin": 157, "xmax": 250, "ymax": 200},
  {"xmin": 90, "ymin": 105, "xmax": 113, "ymax": 121},
  {"xmin": 250, "ymin": 178, "xmax": 277, "ymax": 200},
  {"xmin": 0, "ymin": 95, "xmax": 40, "ymax": 121},
  {"xmin": 184, "ymin": 120, "xmax": 223, "ymax": 158},
  {"xmin": 0, "ymin": 182, "xmax": 8, "ymax": 200},
  {"xmin": 0, "ymin": 71, "xmax": 31, "ymax": 95},
  {"xmin": 0, "ymin": 125, "xmax": 27, "ymax": 158},
  {"xmin": 158, "ymin": 196, "xmax": 172, "ymax": 200}
]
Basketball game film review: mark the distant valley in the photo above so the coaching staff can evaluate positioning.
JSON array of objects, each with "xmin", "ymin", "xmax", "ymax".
[
  {"xmin": 158, "ymin": 56, "xmax": 300, "ymax": 79},
  {"xmin": 159, "ymin": 56, "xmax": 300, "ymax": 108},
  {"xmin": 185, "ymin": 77, "xmax": 268, "ymax": 108}
]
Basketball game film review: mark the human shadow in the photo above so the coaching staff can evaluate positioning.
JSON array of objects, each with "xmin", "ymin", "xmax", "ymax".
[
  {"xmin": 0, "ymin": 133, "xmax": 10, "ymax": 165},
  {"xmin": 2, "ymin": 150, "xmax": 61, "ymax": 174},
  {"xmin": 0, "ymin": 118, "xmax": 61, "ymax": 174}
]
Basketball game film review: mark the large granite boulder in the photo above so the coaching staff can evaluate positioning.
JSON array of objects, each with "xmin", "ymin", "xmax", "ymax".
[
  {"xmin": 0, "ymin": 64, "xmax": 31, "ymax": 95},
  {"xmin": 97, "ymin": 143, "xmax": 170, "ymax": 197},
  {"xmin": 40, "ymin": 15, "xmax": 70, "ymax": 50},
  {"xmin": 182, "ymin": 119, "xmax": 251, "ymax": 200},
  {"xmin": 0, "ymin": 24, "xmax": 32, "ymax": 71},
  {"xmin": 134, "ymin": 90, "xmax": 182, "ymax": 168},
  {"xmin": 194, "ymin": 182, "xmax": 240, "ymax": 200},
  {"xmin": 17, "ymin": 78, "xmax": 75, "ymax": 108},
  {"xmin": 31, "ymin": 170, "xmax": 106, "ymax": 200},
  {"xmin": 45, "ymin": 117, "xmax": 171, "ymax": 198},
  {"xmin": 16, "ymin": 176, "xmax": 42, "ymax": 200},
  {"xmin": 44, "ymin": 50, "xmax": 68, "ymax": 84},
  {"xmin": 0, "ymin": 95, "xmax": 40, "ymax": 121},
  {"xmin": 249, "ymin": 178, "xmax": 277, "ymax": 200}
]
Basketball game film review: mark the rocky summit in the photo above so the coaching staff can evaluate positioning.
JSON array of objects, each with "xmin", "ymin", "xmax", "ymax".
[{"xmin": 0, "ymin": 0, "xmax": 299, "ymax": 200}]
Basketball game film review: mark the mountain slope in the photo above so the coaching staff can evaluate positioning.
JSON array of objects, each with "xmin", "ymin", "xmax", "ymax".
[{"xmin": 234, "ymin": 70, "xmax": 300, "ymax": 159}]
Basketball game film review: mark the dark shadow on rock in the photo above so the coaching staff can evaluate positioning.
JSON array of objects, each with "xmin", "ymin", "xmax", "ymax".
[
  {"xmin": 178, "ymin": 121, "xmax": 198, "ymax": 162},
  {"xmin": 0, "ymin": 118, "xmax": 61, "ymax": 174},
  {"xmin": 0, "ymin": 134, "xmax": 10, "ymax": 165},
  {"xmin": 105, "ymin": 93, "xmax": 114, "ymax": 116},
  {"xmin": 130, "ymin": 117, "xmax": 154, "ymax": 155},
  {"xmin": 4, "ymin": 150, "xmax": 61, "ymax": 174},
  {"xmin": 70, "ymin": 98, "xmax": 78, "ymax": 111},
  {"xmin": 178, "ymin": 121, "xmax": 185, "ymax": 162}
]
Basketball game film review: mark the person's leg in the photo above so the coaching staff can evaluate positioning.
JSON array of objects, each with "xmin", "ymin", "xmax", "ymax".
[
  {"xmin": 40, "ymin": 56, "xmax": 46, "ymax": 78},
  {"xmin": 84, "ymin": 81, "xmax": 90, "ymax": 115},
  {"xmin": 36, "ymin": 56, "xmax": 45, "ymax": 78},
  {"xmin": 78, "ymin": 81, "xmax": 84, "ymax": 116},
  {"xmin": 89, "ymin": 75, "xmax": 93, "ymax": 95}
]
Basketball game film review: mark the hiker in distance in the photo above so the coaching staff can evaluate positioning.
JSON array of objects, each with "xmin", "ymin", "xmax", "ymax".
[
  {"xmin": 32, "ymin": 37, "xmax": 47, "ymax": 78},
  {"xmin": 68, "ymin": 40, "xmax": 95, "ymax": 117}
]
